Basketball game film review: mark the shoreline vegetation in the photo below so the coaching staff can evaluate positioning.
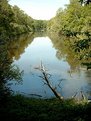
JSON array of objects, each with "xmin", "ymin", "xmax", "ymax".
[
  {"xmin": 0, "ymin": 94, "xmax": 91, "ymax": 121},
  {"xmin": 0, "ymin": 0, "xmax": 91, "ymax": 120}
]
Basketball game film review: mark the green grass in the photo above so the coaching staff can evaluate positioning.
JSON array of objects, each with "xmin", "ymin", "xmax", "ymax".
[{"xmin": 0, "ymin": 94, "xmax": 91, "ymax": 121}]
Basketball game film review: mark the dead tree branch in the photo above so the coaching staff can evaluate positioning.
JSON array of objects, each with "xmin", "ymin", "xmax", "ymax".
[{"xmin": 35, "ymin": 62, "xmax": 63, "ymax": 101}]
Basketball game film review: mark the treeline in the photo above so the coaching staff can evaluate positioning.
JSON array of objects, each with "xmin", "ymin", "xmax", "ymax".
[
  {"xmin": 47, "ymin": 0, "xmax": 91, "ymax": 64},
  {"xmin": 47, "ymin": 0, "xmax": 91, "ymax": 35},
  {"xmin": 0, "ymin": 0, "xmax": 47, "ymax": 41}
]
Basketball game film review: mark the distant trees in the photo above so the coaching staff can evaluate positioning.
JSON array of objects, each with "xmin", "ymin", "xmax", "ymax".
[
  {"xmin": 11, "ymin": 5, "xmax": 34, "ymax": 34},
  {"xmin": 33, "ymin": 20, "xmax": 47, "ymax": 32},
  {"xmin": 0, "ymin": 0, "xmax": 47, "ymax": 41}
]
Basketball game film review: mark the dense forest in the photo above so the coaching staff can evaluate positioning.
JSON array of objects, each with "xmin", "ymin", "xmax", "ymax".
[
  {"xmin": 0, "ymin": 0, "xmax": 91, "ymax": 121},
  {"xmin": 47, "ymin": 0, "xmax": 91, "ymax": 69},
  {"xmin": 0, "ymin": 0, "xmax": 47, "ymax": 42}
]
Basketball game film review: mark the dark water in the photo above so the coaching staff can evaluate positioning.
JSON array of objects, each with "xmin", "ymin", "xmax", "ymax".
[{"xmin": 10, "ymin": 33, "xmax": 91, "ymax": 99}]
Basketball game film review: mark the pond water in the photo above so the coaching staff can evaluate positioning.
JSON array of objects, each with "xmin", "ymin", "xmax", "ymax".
[{"xmin": 10, "ymin": 33, "xmax": 91, "ymax": 99}]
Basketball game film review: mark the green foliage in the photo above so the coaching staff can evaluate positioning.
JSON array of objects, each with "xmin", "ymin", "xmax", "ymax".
[
  {"xmin": 0, "ymin": 0, "xmax": 34, "ymax": 41},
  {"xmin": 33, "ymin": 20, "xmax": 47, "ymax": 32},
  {"xmin": 12, "ymin": 5, "xmax": 34, "ymax": 34},
  {"xmin": 0, "ymin": 43, "xmax": 23, "ymax": 82},
  {"xmin": 0, "ymin": 41, "xmax": 23, "ymax": 103},
  {"xmin": 0, "ymin": 0, "xmax": 14, "ymax": 40},
  {"xmin": 0, "ymin": 0, "xmax": 47, "ymax": 41},
  {"xmin": 47, "ymin": 0, "xmax": 91, "ymax": 34},
  {"xmin": 0, "ymin": 95, "xmax": 91, "ymax": 121},
  {"xmin": 47, "ymin": 0, "xmax": 91, "ymax": 67}
]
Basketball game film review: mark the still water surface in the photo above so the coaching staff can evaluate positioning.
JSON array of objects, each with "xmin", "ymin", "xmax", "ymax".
[{"xmin": 11, "ymin": 34, "xmax": 91, "ymax": 99}]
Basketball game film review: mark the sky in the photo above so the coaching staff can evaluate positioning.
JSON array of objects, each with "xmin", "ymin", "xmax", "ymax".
[{"xmin": 9, "ymin": 0, "xmax": 69, "ymax": 20}]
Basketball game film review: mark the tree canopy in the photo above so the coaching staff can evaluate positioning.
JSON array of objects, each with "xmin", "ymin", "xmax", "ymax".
[
  {"xmin": 0, "ymin": 0, "xmax": 47, "ymax": 41},
  {"xmin": 47, "ymin": 0, "xmax": 91, "ymax": 69}
]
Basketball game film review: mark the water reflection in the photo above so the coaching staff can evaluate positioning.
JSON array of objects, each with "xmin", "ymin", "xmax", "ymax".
[
  {"xmin": 9, "ymin": 32, "xmax": 91, "ymax": 99},
  {"xmin": 0, "ymin": 39, "xmax": 23, "ymax": 99},
  {"xmin": 48, "ymin": 33, "xmax": 91, "ymax": 71},
  {"xmin": 8, "ymin": 32, "xmax": 47, "ymax": 60}
]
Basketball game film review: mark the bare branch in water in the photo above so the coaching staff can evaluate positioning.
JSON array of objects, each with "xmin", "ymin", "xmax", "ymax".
[{"xmin": 35, "ymin": 62, "xmax": 63, "ymax": 101}]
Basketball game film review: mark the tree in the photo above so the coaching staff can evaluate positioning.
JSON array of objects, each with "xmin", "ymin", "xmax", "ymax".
[
  {"xmin": 79, "ymin": 0, "xmax": 91, "ymax": 5},
  {"xmin": 0, "ymin": 0, "xmax": 35, "ymax": 40},
  {"xmin": 0, "ymin": 0, "xmax": 14, "ymax": 40},
  {"xmin": 0, "ymin": 42, "xmax": 23, "ymax": 103},
  {"xmin": 33, "ymin": 20, "xmax": 47, "ymax": 31},
  {"xmin": 47, "ymin": 0, "xmax": 91, "ymax": 70}
]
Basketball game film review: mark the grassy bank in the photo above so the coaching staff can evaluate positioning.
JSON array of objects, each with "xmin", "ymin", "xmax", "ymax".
[{"xmin": 0, "ymin": 94, "xmax": 91, "ymax": 121}]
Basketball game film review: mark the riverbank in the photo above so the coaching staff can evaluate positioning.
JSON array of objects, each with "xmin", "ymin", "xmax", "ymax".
[{"xmin": 0, "ymin": 94, "xmax": 91, "ymax": 121}]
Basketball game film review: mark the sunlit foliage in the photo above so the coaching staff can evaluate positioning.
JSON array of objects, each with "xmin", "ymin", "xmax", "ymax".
[{"xmin": 47, "ymin": 0, "xmax": 91, "ymax": 69}]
